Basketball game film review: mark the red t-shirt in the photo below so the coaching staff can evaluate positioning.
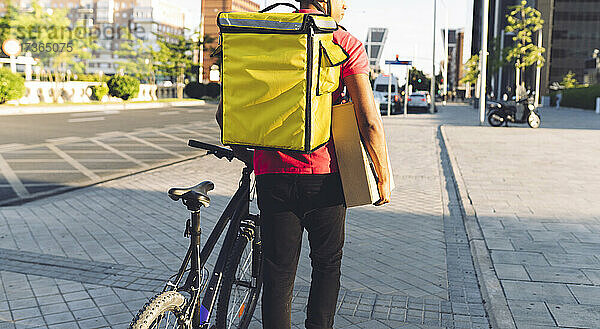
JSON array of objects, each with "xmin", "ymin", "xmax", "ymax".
[{"xmin": 253, "ymin": 10, "xmax": 370, "ymax": 175}]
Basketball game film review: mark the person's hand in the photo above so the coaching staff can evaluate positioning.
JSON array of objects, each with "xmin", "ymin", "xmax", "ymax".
[
  {"xmin": 231, "ymin": 146, "xmax": 254, "ymax": 169},
  {"xmin": 374, "ymin": 178, "xmax": 391, "ymax": 206}
]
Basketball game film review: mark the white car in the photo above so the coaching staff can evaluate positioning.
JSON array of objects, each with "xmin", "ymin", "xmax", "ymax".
[
  {"xmin": 407, "ymin": 92, "xmax": 430, "ymax": 111},
  {"xmin": 373, "ymin": 74, "xmax": 401, "ymax": 114}
]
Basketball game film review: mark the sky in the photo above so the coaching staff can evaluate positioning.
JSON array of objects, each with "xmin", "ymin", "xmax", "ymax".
[{"xmin": 180, "ymin": 0, "xmax": 474, "ymax": 81}]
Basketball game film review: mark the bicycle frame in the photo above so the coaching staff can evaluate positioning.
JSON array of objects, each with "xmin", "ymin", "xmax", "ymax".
[{"xmin": 167, "ymin": 165, "xmax": 253, "ymax": 328}]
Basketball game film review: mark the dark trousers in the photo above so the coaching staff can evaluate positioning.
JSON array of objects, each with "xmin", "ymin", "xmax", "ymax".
[{"xmin": 256, "ymin": 173, "xmax": 347, "ymax": 329}]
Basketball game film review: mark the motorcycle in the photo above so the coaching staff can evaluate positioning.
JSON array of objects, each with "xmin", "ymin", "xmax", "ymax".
[{"xmin": 487, "ymin": 97, "xmax": 541, "ymax": 128}]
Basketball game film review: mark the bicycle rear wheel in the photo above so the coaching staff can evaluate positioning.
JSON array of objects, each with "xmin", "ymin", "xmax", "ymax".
[
  {"xmin": 129, "ymin": 291, "xmax": 187, "ymax": 329},
  {"xmin": 215, "ymin": 231, "xmax": 262, "ymax": 329}
]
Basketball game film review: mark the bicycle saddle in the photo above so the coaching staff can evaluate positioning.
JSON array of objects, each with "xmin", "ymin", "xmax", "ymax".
[{"xmin": 168, "ymin": 181, "xmax": 214, "ymax": 207}]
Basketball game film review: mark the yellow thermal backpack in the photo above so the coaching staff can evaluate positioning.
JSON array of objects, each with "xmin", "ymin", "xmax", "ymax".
[{"xmin": 217, "ymin": 4, "xmax": 349, "ymax": 153}]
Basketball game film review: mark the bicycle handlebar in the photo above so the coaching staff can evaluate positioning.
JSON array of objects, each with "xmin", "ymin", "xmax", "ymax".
[{"xmin": 188, "ymin": 140, "xmax": 235, "ymax": 162}]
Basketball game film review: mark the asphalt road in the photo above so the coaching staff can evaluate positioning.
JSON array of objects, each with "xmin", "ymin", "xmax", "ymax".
[{"xmin": 0, "ymin": 103, "xmax": 221, "ymax": 205}]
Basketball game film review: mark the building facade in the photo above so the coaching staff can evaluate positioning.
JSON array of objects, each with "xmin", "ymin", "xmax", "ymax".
[
  {"xmin": 200, "ymin": 0, "xmax": 260, "ymax": 82},
  {"xmin": 442, "ymin": 28, "xmax": 465, "ymax": 96},
  {"xmin": 471, "ymin": 0, "xmax": 600, "ymax": 98}
]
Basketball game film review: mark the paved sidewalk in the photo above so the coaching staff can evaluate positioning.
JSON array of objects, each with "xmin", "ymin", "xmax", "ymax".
[
  {"xmin": 0, "ymin": 105, "xmax": 491, "ymax": 328},
  {"xmin": 441, "ymin": 104, "xmax": 600, "ymax": 328}
]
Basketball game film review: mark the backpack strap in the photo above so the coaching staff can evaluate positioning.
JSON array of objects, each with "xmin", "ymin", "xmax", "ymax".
[{"xmin": 259, "ymin": 3, "xmax": 299, "ymax": 13}]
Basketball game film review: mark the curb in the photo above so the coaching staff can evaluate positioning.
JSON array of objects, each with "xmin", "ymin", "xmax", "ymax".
[
  {"xmin": 0, "ymin": 154, "xmax": 206, "ymax": 207},
  {"xmin": 439, "ymin": 125, "xmax": 517, "ymax": 329},
  {"xmin": 0, "ymin": 100, "xmax": 206, "ymax": 116}
]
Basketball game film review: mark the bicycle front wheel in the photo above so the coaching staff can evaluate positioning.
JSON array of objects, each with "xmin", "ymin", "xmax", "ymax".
[
  {"xmin": 215, "ymin": 232, "xmax": 262, "ymax": 329},
  {"xmin": 129, "ymin": 291, "xmax": 187, "ymax": 329}
]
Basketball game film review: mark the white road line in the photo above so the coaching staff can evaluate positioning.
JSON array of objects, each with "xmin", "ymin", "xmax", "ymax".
[
  {"xmin": 70, "ymin": 110, "xmax": 120, "ymax": 117},
  {"xmin": 159, "ymin": 111, "xmax": 179, "ymax": 116},
  {"xmin": 0, "ymin": 154, "xmax": 30, "ymax": 197},
  {"xmin": 174, "ymin": 127, "xmax": 218, "ymax": 141},
  {"xmin": 124, "ymin": 134, "xmax": 185, "ymax": 158},
  {"xmin": 0, "ymin": 143, "xmax": 26, "ymax": 152},
  {"xmin": 68, "ymin": 117, "xmax": 105, "ymax": 123},
  {"xmin": 46, "ymin": 144, "xmax": 101, "ymax": 180},
  {"xmin": 45, "ymin": 136, "xmax": 85, "ymax": 144},
  {"xmin": 96, "ymin": 131, "xmax": 126, "ymax": 138},
  {"xmin": 154, "ymin": 131, "xmax": 188, "ymax": 143},
  {"xmin": 90, "ymin": 139, "xmax": 148, "ymax": 167}
]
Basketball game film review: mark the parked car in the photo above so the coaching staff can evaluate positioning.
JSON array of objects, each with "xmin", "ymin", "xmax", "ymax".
[
  {"xmin": 373, "ymin": 74, "xmax": 401, "ymax": 115},
  {"xmin": 407, "ymin": 91, "xmax": 431, "ymax": 112}
]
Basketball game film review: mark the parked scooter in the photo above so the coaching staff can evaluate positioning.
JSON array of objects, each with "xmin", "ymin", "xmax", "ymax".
[{"xmin": 487, "ymin": 96, "xmax": 541, "ymax": 128}]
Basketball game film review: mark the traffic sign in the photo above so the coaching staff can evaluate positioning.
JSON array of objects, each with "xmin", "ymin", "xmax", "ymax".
[
  {"xmin": 2, "ymin": 39, "xmax": 21, "ymax": 57},
  {"xmin": 385, "ymin": 60, "xmax": 412, "ymax": 65}
]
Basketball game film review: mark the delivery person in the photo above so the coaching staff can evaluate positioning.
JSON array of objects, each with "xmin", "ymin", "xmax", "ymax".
[{"xmin": 216, "ymin": 0, "xmax": 391, "ymax": 327}]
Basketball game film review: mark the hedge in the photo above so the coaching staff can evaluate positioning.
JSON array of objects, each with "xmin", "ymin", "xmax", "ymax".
[
  {"xmin": 90, "ymin": 84, "xmax": 109, "ymax": 101},
  {"xmin": 184, "ymin": 82, "xmax": 220, "ymax": 99},
  {"xmin": 554, "ymin": 85, "xmax": 600, "ymax": 110},
  {"xmin": 0, "ymin": 68, "xmax": 25, "ymax": 104},
  {"xmin": 107, "ymin": 75, "xmax": 140, "ymax": 100}
]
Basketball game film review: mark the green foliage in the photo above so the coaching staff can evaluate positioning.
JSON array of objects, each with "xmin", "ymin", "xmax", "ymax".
[
  {"xmin": 3, "ymin": 3, "xmax": 98, "ymax": 75},
  {"xmin": 153, "ymin": 30, "xmax": 195, "ymax": 80},
  {"xmin": 184, "ymin": 82, "xmax": 221, "ymax": 99},
  {"xmin": 107, "ymin": 75, "xmax": 140, "ymax": 100},
  {"xmin": 505, "ymin": 1, "xmax": 545, "ymax": 72},
  {"xmin": 460, "ymin": 55, "xmax": 480, "ymax": 86},
  {"xmin": 0, "ymin": 68, "xmax": 26, "ymax": 104},
  {"xmin": 560, "ymin": 71, "xmax": 578, "ymax": 89},
  {"xmin": 409, "ymin": 67, "xmax": 431, "ymax": 92},
  {"xmin": 560, "ymin": 85, "xmax": 600, "ymax": 110},
  {"xmin": 90, "ymin": 84, "xmax": 109, "ymax": 101},
  {"xmin": 184, "ymin": 82, "xmax": 205, "ymax": 99},
  {"xmin": 115, "ymin": 31, "xmax": 155, "ymax": 84}
]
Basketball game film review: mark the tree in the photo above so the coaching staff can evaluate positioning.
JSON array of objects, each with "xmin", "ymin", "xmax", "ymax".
[
  {"xmin": 408, "ymin": 67, "xmax": 430, "ymax": 92},
  {"xmin": 560, "ymin": 71, "xmax": 578, "ymax": 89},
  {"xmin": 505, "ymin": 0, "xmax": 545, "ymax": 100},
  {"xmin": 3, "ymin": 2, "xmax": 99, "ymax": 101},
  {"xmin": 115, "ymin": 31, "xmax": 155, "ymax": 84},
  {"xmin": 460, "ymin": 54, "xmax": 480, "ymax": 86},
  {"xmin": 153, "ymin": 30, "xmax": 197, "ymax": 98}
]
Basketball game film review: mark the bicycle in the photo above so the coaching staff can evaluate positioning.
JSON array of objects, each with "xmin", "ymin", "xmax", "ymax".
[{"xmin": 129, "ymin": 140, "xmax": 263, "ymax": 329}]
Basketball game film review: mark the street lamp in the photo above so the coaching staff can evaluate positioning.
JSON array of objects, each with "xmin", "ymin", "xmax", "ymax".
[
  {"xmin": 479, "ymin": 0, "xmax": 491, "ymax": 125},
  {"xmin": 430, "ymin": 0, "xmax": 437, "ymax": 114}
]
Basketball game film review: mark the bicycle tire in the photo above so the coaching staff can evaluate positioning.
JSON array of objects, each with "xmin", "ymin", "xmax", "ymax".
[
  {"xmin": 129, "ymin": 291, "xmax": 187, "ymax": 329},
  {"xmin": 215, "ymin": 233, "xmax": 262, "ymax": 329}
]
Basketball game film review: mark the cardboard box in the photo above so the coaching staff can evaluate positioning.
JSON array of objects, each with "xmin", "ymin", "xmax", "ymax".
[{"xmin": 332, "ymin": 102, "xmax": 394, "ymax": 207}]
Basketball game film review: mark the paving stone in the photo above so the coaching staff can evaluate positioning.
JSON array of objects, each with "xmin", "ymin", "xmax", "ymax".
[
  {"xmin": 525, "ymin": 265, "xmax": 592, "ymax": 284},
  {"xmin": 494, "ymin": 264, "xmax": 530, "ymax": 281},
  {"xmin": 507, "ymin": 300, "xmax": 556, "ymax": 327},
  {"xmin": 567, "ymin": 284, "xmax": 600, "ymax": 305},
  {"xmin": 490, "ymin": 250, "xmax": 549, "ymax": 266},
  {"xmin": 501, "ymin": 280, "xmax": 577, "ymax": 304},
  {"xmin": 547, "ymin": 303, "xmax": 600, "ymax": 328}
]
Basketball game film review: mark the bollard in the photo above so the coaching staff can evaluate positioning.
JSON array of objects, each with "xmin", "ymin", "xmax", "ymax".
[{"xmin": 596, "ymin": 97, "xmax": 600, "ymax": 114}]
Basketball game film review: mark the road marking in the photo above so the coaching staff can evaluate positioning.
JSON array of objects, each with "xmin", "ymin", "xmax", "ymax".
[
  {"xmin": 0, "ymin": 154, "xmax": 30, "ymax": 198},
  {"xmin": 70, "ymin": 110, "xmax": 120, "ymax": 117},
  {"xmin": 154, "ymin": 131, "xmax": 188, "ymax": 143},
  {"xmin": 46, "ymin": 144, "xmax": 101, "ymax": 180},
  {"xmin": 45, "ymin": 136, "xmax": 85, "ymax": 144},
  {"xmin": 174, "ymin": 127, "xmax": 218, "ymax": 141},
  {"xmin": 96, "ymin": 131, "xmax": 126, "ymax": 138},
  {"xmin": 124, "ymin": 134, "xmax": 185, "ymax": 158},
  {"xmin": 68, "ymin": 117, "xmax": 105, "ymax": 123},
  {"xmin": 0, "ymin": 144, "xmax": 26, "ymax": 152},
  {"xmin": 159, "ymin": 111, "xmax": 179, "ymax": 116},
  {"xmin": 90, "ymin": 139, "xmax": 148, "ymax": 167}
]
